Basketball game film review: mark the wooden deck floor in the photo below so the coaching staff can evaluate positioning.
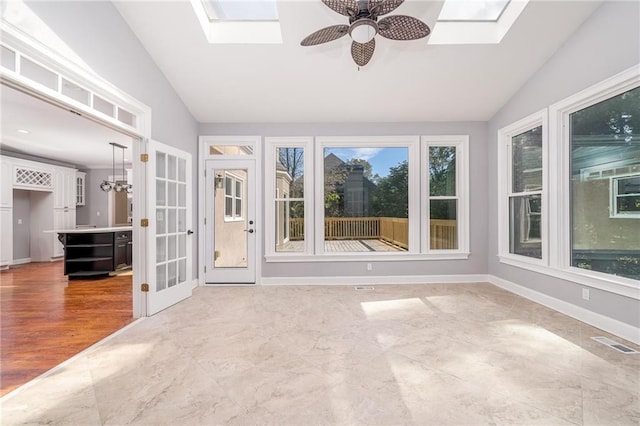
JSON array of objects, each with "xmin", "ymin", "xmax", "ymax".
[
  {"xmin": 277, "ymin": 239, "xmax": 406, "ymax": 252},
  {"xmin": 0, "ymin": 262, "xmax": 133, "ymax": 396}
]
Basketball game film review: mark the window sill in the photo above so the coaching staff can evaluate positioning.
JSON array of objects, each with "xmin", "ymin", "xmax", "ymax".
[
  {"xmin": 265, "ymin": 252, "xmax": 470, "ymax": 263},
  {"xmin": 498, "ymin": 255, "xmax": 640, "ymax": 300}
]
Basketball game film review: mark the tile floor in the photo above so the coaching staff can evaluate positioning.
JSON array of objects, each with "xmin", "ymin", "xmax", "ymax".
[{"xmin": 1, "ymin": 283, "xmax": 638, "ymax": 425}]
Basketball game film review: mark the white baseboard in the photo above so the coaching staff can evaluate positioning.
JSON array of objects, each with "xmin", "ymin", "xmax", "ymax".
[
  {"xmin": 260, "ymin": 274, "xmax": 489, "ymax": 286},
  {"xmin": 11, "ymin": 258, "xmax": 31, "ymax": 265},
  {"xmin": 488, "ymin": 275, "xmax": 640, "ymax": 346}
]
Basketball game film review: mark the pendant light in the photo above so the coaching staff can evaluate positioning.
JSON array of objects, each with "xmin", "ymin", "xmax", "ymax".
[{"xmin": 100, "ymin": 142, "xmax": 131, "ymax": 193}]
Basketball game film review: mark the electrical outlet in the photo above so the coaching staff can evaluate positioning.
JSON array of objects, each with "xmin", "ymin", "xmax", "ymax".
[
  {"xmin": 366, "ymin": 263, "xmax": 372, "ymax": 271},
  {"xmin": 582, "ymin": 288, "xmax": 590, "ymax": 301}
]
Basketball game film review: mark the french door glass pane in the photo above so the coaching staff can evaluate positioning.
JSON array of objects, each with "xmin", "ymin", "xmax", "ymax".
[
  {"xmin": 156, "ymin": 180, "xmax": 166, "ymax": 206},
  {"xmin": 570, "ymin": 87, "xmax": 640, "ymax": 279},
  {"xmin": 168, "ymin": 182, "xmax": 177, "ymax": 206},
  {"xmin": 156, "ymin": 264, "xmax": 166, "ymax": 291},
  {"xmin": 156, "ymin": 236, "xmax": 166, "ymax": 262},
  {"xmin": 156, "ymin": 152, "xmax": 166, "ymax": 178},
  {"xmin": 156, "ymin": 208, "xmax": 166, "ymax": 234},
  {"xmin": 168, "ymin": 155, "xmax": 176, "ymax": 180}
]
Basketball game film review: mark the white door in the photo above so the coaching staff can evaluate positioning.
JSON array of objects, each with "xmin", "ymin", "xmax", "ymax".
[
  {"xmin": 205, "ymin": 159, "xmax": 256, "ymax": 284},
  {"xmin": 147, "ymin": 140, "xmax": 193, "ymax": 314}
]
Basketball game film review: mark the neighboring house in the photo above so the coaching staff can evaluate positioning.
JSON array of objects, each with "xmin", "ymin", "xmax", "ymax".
[{"xmin": 323, "ymin": 153, "xmax": 377, "ymax": 218}]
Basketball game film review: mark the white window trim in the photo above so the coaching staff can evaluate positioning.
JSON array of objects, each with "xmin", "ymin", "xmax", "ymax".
[
  {"xmin": 498, "ymin": 109, "xmax": 548, "ymax": 268},
  {"xmin": 264, "ymin": 135, "xmax": 471, "ymax": 262},
  {"xmin": 610, "ymin": 173, "xmax": 640, "ymax": 219},
  {"xmin": 315, "ymin": 136, "xmax": 421, "ymax": 256},
  {"xmin": 264, "ymin": 137, "xmax": 314, "ymax": 258},
  {"xmin": 498, "ymin": 65, "xmax": 640, "ymax": 300},
  {"xmin": 421, "ymin": 135, "xmax": 470, "ymax": 254}
]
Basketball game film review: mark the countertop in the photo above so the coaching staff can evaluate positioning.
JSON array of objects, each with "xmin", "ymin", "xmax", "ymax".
[{"xmin": 45, "ymin": 226, "xmax": 133, "ymax": 234}]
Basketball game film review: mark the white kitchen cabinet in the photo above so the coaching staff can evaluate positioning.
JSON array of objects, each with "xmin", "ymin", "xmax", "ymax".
[
  {"xmin": 0, "ymin": 157, "xmax": 13, "ymax": 208},
  {"xmin": 0, "ymin": 208, "xmax": 13, "ymax": 267},
  {"xmin": 76, "ymin": 171, "xmax": 86, "ymax": 206},
  {"xmin": 54, "ymin": 166, "xmax": 77, "ymax": 209}
]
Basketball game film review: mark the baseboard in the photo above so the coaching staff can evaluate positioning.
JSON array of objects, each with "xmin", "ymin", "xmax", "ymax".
[
  {"xmin": 11, "ymin": 258, "xmax": 31, "ymax": 265},
  {"xmin": 260, "ymin": 274, "xmax": 489, "ymax": 286},
  {"xmin": 488, "ymin": 275, "xmax": 640, "ymax": 346}
]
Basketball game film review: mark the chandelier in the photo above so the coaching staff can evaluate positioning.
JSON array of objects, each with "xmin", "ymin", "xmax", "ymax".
[{"xmin": 100, "ymin": 142, "xmax": 132, "ymax": 193}]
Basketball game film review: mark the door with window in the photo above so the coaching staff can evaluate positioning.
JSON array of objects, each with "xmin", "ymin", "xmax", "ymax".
[
  {"xmin": 147, "ymin": 140, "xmax": 193, "ymax": 314},
  {"xmin": 205, "ymin": 159, "xmax": 256, "ymax": 283}
]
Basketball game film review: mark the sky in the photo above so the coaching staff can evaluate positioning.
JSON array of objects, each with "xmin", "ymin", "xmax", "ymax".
[{"xmin": 325, "ymin": 147, "xmax": 408, "ymax": 178}]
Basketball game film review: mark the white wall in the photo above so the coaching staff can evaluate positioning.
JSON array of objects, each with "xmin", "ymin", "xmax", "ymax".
[
  {"xmin": 7, "ymin": 1, "xmax": 199, "ymax": 276},
  {"xmin": 487, "ymin": 1, "xmax": 640, "ymax": 327},
  {"xmin": 199, "ymin": 121, "xmax": 488, "ymax": 279}
]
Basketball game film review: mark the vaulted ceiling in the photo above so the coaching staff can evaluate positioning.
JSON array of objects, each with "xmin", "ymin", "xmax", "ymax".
[{"xmin": 114, "ymin": 0, "xmax": 602, "ymax": 123}]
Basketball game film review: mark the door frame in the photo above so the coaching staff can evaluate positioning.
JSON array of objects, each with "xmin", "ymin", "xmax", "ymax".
[
  {"xmin": 198, "ymin": 136, "xmax": 262, "ymax": 286},
  {"xmin": 1, "ymin": 21, "xmax": 151, "ymax": 317}
]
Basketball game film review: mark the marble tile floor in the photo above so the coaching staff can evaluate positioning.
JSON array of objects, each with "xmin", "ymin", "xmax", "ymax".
[{"xmin": 1, "ymin": 283, "xmax": 638, "ymax": 425}]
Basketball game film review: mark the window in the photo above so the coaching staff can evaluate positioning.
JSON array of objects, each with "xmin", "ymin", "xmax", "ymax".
[
  {"xmin": 427, "ymin": 145, "xmax": 460, "ymax": 250},
  {"xmin": 223, "ymin": 173, "xmax": 243, "ymax": 220},
  {"xmin": 265, "ymin": 135, "xmax": 469, "ymax": 260},
  {"xmin": 498, "ymin": 110, "xmax": 547, "ymax": 264},
  {"xmin": 612, "ymin": 175, "xmax": 640, "ymax": 218},
  {"xmin": 569, "ymin": 86, "xmax": 640, "ymax": 280},
  {"xmin": 438, "ymin": 0, "xmax": 510, "ymax": 22}
]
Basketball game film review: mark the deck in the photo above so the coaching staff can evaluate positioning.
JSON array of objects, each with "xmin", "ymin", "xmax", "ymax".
[{"xmin": 277, "ymin": 238, "xmax": 404, "ymax": 252}]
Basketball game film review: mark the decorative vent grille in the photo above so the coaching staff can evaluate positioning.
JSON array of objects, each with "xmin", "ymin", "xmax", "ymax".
[{"xmin": 15, "ymin": 167, "xmax": 53, "ymax": 189}]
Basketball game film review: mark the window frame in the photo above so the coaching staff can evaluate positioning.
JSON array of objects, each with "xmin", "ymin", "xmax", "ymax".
[
  {"xmin": 498, "ymin": 66, "xmax": 639, "ymax": 299},
  {"xmin": 610, "ymin": 174, "xmax": 640, "ymax": 219},
  {"xmin": 264, "ymin": 137, "xmax": 314, "ymax": 258},
  {"xmin": 264, "ymin": 135, "xmax": 470, "ymax": 262},
  {"xmin": 421, "ymin": 135, "xmax": 470, "ymax": 254},
  {"xmin": 498, "ymin": 111, "xmax": 548, "ymax": 266}
]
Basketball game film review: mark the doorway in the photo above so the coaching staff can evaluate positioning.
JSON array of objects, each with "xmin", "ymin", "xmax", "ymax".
[{"xmin": 205, "ymin": 159, "xmax": 257, "ymax": 284}]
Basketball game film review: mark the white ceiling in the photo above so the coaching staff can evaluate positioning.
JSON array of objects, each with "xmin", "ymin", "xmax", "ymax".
[
  {"xmin": 114, "ymin": 0, "xmax": 602, "ymax": 123},
  {"xmin": 0, "ymin": 84, "xmax": 133, "ymax": 169}
]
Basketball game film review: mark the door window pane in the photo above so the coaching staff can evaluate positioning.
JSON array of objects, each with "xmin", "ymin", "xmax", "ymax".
[
  {"xmin": 214, "ymin": 169, "xmax": 248, "ymax": 267},
  {"xmin": 570, "ymin": 87, "xmax": 640, "ymax": 280},
  {"xmin": 323, "ymin": 147, "xmax": 408, "ymax": 252}
]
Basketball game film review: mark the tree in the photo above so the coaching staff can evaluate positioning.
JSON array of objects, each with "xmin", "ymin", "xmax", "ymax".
[
  {"xmin": 278, "ymin": 147, "xmax": 304, "ymax": 198},
  {"xmin": 571, "ymin": 87, "xmax": 640, "ymax": 141},
  {"xmin": 373, "ymin": 161, "xmax": 408, "ymax": 218}
]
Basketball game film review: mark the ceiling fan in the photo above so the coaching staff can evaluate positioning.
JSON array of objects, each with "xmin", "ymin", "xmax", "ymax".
[{"xmin": 300, "ymin": 0, "xmax": 431, "ymax": 67}]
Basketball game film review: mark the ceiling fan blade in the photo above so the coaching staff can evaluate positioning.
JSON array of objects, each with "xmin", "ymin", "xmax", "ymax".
[
  {"xmin": 369, "ymin": 0, "xmax": 404, "ymax": 16},
  {"xmin": 378, "ymin": 15, "xmax": 431, "ymax": 40},
  {"xmin": 321, "ymin": 0, "xmax": 359, "ymax": 17},
  {"xmin": 351, "ymin": 39, "xmax": 375, "ymax": 66},
  {"xmin": 301, "ymin": 25, "xmax": 349, "ymax": 46}
]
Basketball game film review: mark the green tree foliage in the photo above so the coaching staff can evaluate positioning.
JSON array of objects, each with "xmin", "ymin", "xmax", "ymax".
[
  {"xmin": 373, "ymin": 161, "xmax": 408, "ymax": 218},
  {"xmin": 571, "ymin": 86, "xmax": 639, "ymax": 141}
]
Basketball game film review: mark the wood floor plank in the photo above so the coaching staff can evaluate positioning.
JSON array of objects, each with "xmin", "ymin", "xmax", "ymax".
[{"xmin": 0, "ymin": 262, "xmax": 133, "ymax": 396}]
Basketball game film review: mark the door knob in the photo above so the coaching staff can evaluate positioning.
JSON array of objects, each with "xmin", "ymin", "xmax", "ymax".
[
  {"xmin": 187, "ymin": 230, "xmax": 194, "ymax": 235},
  {"xmin": 244, "ymin": 229, "xmax": 254, "ymax": 233}
]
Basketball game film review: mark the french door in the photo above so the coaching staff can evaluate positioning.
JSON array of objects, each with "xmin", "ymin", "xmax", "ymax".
[
  {"xmin": 205, "ymin": 159, "xmax": 256, "ymax": 284},
  {"xmin": 146, "ymin": 140, "xmax": 193, "ymax": 314}
]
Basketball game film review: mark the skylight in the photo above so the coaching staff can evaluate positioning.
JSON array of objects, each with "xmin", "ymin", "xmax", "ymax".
[
  {"xmin": 201, "ymin": 0, "xmax": 278, "ymax": 21},
  {"xmin": 438, "ymin": 0, "xmax": 510, "ymax": 22},
  {"xmin": 191, "ymin": 0, "xmax": 282, "ymax": 44}
]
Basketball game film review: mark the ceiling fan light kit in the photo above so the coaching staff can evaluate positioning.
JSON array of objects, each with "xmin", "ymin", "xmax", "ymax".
[{"xmin": 301, "ymin": 0, "xmax": 430, "ymax": 67}]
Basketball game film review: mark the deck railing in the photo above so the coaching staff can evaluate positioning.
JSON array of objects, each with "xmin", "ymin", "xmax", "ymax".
[{"xmin": 289, "ymin": 217, "xmax": 456, "ymax": 249}]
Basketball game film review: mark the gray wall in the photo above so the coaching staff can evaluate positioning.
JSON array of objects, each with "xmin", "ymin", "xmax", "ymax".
[
  {"xmin": 12, "ymin": 190, "xmax": 30, "ymax": 261},
  {"xmin": 199, "ymin": 121, "xmax": 488, "ymax": 279},
  {"xmin": 486, "ymin": 1, "xmax": 640, "ymax": 327},
  {"xmin": 14, "ymin": 1, "xmax": 200, "ymax": 276},
  {"xmin": 76, "ymin": 169, "xmax": 110, "ymax": 228}
]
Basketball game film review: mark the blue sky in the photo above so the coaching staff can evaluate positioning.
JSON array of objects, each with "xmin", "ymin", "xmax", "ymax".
[{"xmin": 325, "ymin": 147, "xmax": 408, "ymax": 178}]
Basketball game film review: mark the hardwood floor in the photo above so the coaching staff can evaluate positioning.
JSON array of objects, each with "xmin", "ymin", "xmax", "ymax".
[{"xmin": 0, "ymin": 261, "xmax": 133, "ymax": 396}]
